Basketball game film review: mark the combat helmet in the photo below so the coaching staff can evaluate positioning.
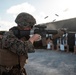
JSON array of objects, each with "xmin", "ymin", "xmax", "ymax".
[{"xmin": 15, "ymin": 12, "xmax": 36, "ymax": 28}]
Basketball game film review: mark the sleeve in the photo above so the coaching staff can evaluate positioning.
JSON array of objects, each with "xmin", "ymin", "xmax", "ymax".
[{"xmin": 2, "ymin": 30, "xmax": 34, "ymax": 57}]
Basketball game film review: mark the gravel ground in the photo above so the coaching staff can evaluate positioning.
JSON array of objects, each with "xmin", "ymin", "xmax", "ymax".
[{"xmin": 24, "ymin": 49, "xmax": 76, "ymax": 75}]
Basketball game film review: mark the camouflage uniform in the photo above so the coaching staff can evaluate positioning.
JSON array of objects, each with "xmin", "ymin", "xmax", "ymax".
[
  {"xmin": 2, "ymin": 29, "xmax": 34, "ymax": 56},
  {"xmin": 0, "ymin": 12, "xmax": 36, "ymax": 75},
  {"xmin": 0, "ymin": 28, "xmax": 34, "ymax": 75}
]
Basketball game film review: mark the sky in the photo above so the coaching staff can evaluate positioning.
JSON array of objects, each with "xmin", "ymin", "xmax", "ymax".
[{"xmin": 0, "ymin": 0, "xmax": 76, "ymax": 31}]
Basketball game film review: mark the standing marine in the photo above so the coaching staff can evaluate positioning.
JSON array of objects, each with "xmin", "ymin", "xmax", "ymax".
[{"xmin": 0, "ymin": 12, "xmax": 41, "ymax": 75}]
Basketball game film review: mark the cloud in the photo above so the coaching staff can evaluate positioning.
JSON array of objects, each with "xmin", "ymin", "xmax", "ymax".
[
  {"xmin": 6, "ymin": 2, "xmax": 48, "ymax": 24},
  {"xmin": 0, "ymin": 20, "xmax": 16, "ymax": 31},
  {"xmin": 7, "ymin": 2, "xmax": 57, "ymax": 24},
  {"xmin": 0, "ymin": 2, "xmax": 37, "ymax": 30},
  {"xmin": 34, "ymin": 12, "xmax": 48, "ymax": 24},
  {"xmin": 7, "ymin": 2, "xmax": 36, "ymax": 15}
]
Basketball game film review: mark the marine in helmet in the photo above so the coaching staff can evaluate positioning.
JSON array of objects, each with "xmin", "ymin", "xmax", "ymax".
[
  {"xmin": 15, "ymin": 12, "xmax": 36, "ymax": 28},
  {"xmin": 0, "ymin": 12, "xmax": 40, "ymax": 75}
]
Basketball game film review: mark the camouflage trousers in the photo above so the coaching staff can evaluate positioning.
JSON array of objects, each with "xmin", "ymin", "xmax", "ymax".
[{"xmin": 0, "ymin": 65, "xmax": 27, "ymax": 75}]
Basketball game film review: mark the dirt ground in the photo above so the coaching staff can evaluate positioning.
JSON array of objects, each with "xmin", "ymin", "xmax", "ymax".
[{"xmin": 25, "ymin": 49, "xmax": 76, "ymax": 75}]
